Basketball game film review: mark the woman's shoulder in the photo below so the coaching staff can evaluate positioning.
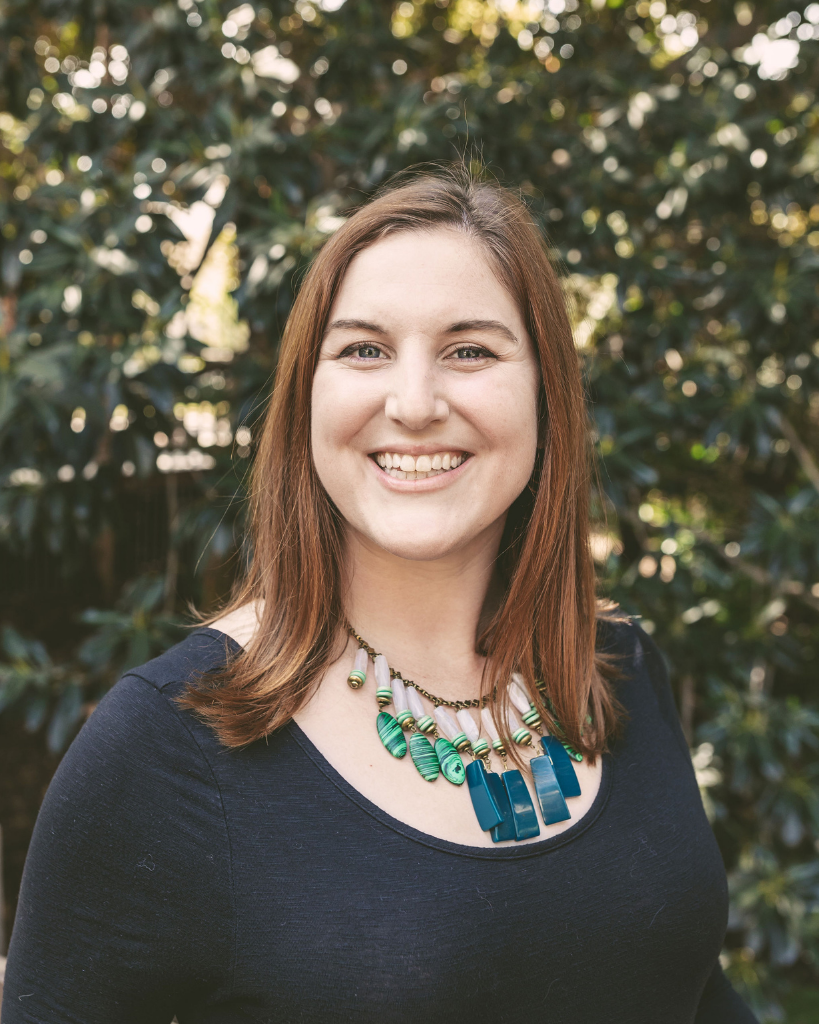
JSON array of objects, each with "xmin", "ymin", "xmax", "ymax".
[
  {"xmin": 61, "ymin": 628, "xmax": 238, "ymax": 787},
  {"xmin": 122, "ymin": 625, "xmax": 241, "ymax": 696},
  {"xmin": 596, "ymin": 612, "xmax": 668, "ymax": 680},
  {"xmin": 597, "ymin": 612, "xmax": 688, "ymax": 757},
  {"xmin": 6, "ymin": 641, "xmax": 235, "ymax": 1011}
]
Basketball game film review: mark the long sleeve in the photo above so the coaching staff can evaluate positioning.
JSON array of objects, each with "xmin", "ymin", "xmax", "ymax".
[
  {"xmin": 695, "ymin": 961, "xmax": 759, "ymax": 1023},
  {"xmin": 629, "ymin": 625, "xmax": 759, "ymax": 1024},
  {"xmin": 1, "ymin": 674, "xmax": 234, "ymax": 1024}
]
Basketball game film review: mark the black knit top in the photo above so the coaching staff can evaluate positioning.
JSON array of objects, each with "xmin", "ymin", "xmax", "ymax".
[{"xmin": 3, "ymin": 622, "xmax": 757, "ymax": 1023}]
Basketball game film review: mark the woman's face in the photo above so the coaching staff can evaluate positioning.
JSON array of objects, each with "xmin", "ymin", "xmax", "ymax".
[{"xmin": 311, "ymin": 228, "xmax": 540, "ymax": 563}]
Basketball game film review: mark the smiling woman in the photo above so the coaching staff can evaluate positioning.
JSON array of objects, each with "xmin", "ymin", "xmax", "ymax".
[
  {"xmin": 311, "ymin": 227, "xmax": 540, "ymax": 565},
  {"xmin": 2, "ymin": 166, "xmax": 757, "ymax": 1024},
  {"xmin": 184, "ymin": 167, "xmax": 617, "ymax": 759}
]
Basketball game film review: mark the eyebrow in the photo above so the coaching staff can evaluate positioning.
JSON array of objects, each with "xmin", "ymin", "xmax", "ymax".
[
  {"xmin": 324, "ymin": 318, "xmax": 387, "ymax": 335},
  {"xmin": 324, "ymin": 317, "xmax": 517, "ymax": 343},
  {"xmin": 446, "ymin": 319, "xmax": 518, "ymax": 344}
]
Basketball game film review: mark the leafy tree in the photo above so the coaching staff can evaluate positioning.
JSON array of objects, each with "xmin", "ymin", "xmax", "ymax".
[{"xmin": 1, "ymin": 0, "xmax": 818, "ymax": 1015}]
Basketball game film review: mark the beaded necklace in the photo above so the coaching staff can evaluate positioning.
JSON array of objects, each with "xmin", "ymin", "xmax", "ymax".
[{"xmin": 346, "ymin": 626, "xmax": 584, "ymax": 843}]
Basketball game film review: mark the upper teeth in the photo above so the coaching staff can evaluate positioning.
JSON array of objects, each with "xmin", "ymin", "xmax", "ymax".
[{"xmin": 374, "ymin": 451, "xmax": 465, "ymax": 479}]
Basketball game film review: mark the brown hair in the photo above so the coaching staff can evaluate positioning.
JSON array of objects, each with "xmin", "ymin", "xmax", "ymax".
[{"xmin": 180, "ymin": 164, "xmax": 624, "ymax": 759}]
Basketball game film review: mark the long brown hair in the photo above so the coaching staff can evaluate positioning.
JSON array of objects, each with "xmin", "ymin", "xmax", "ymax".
[{"xmin": 180, "ymin": 164, "xmax": 624, "ymax": 759}]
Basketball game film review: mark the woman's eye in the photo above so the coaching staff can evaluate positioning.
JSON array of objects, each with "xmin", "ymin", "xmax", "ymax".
[
  {"xmin": 343, "ymin": 344, "xmax": 383, "ymax": 359},
  {"xmin": 454, "ymin": 346, "xmax": 491, "ymax": 360}
]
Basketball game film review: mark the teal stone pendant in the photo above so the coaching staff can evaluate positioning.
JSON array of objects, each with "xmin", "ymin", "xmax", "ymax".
[
  {"xmin": 409, "ymin": 732, "xmax": 440, "ymax": 781},
  {"xmin": 376, "ymin": 711, "xmax": 407, "ymax": 758},
  {"xmin": 465, "ymin": 759, "xmax": 504, "ymax": 830},
  {"xmin": 434, "ymin": 737, "xmax": 465, "ymax": 785},
  {"xmin": 502, "ymin": 769, "xmax": 540, "ymax": 840},
  {"xmin": 530, "ymin": 753, "xmax": 571, "ymax": 825},
  {"xmin": 541, "ymin": 735, "xmax": 581, "ymax": 798},
  {"xmin": 486, "ymin": 770, "xmax": 516, "ymax": 843}
]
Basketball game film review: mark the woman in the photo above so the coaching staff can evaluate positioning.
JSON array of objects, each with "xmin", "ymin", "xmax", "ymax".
[{"xmin": 3, "ymin": 167, "xmax": 757, "ymax": 1022}]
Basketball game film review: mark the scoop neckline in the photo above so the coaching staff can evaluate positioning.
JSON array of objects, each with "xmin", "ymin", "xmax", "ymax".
[{"xmin": 193, "ymin": 626, "xmax": 615, "ymax": 861}]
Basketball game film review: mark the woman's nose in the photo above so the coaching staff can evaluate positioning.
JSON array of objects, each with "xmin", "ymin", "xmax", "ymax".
[{"xmin": 384, "ymin": 350, "xmax": 449, "ymax": 430}]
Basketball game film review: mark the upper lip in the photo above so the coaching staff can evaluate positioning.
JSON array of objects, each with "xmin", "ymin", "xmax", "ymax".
[{"xmin": 369, "ymin": 445, "xmax": 471, "ymax": 456}]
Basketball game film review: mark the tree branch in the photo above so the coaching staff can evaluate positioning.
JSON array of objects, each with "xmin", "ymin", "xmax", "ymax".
[{"xmin": 767, "ymin": 407, "xmax": 819, "ymax": 496}]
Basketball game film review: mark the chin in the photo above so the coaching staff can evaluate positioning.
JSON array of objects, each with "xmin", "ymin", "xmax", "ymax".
[{"xmin": 350, "ymin": 515, "xmax": 498, "ymax": 563}]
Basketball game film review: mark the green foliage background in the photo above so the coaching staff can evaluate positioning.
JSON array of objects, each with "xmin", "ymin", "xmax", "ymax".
[{"xmin": 1, "ymin": 0, "xmax": 818, "ymax": 1016}]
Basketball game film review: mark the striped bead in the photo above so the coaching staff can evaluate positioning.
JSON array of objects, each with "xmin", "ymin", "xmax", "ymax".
[
  {"xmin": 563, "ymin": 743, "xmax": 583, "ymax": 762},
  {"xmin": 471, "ymin": 737, "xmax": 490, "ymax": 758},
  {"xmin": 348, "ymin": 647, "xmax": 368, "ymax": 689},
  {"xmin": 416, "ymin": 714, "xmax": 435, "ymax": 734},
  {"xmin": 451, "ymin": 732, "xmax": 471, "ymax": 752},
  {"xmin": 376, "ymin": 711, "xmax": 407, "ymax": 758},
  {"xmin": 396, "ymin": 709, "xmax": 416, "ymax": 730},
  {"xmin": 491, "ymin": 738, "xmax": 507, "ymax": 755},
  {"xmin": 434, "ymin": 738, "xmax": 465, "ymax": 786},
  {"xmin": 347, "ymin": 669, "xmax": 367, "ymax": 689},
  {"xmin": 409, "ymin": 733, "xmax": 440, "ymax": 782},
  {"xmin": 374, "ymin": 655, "xmax": 392, "ymax": 708},
  {"xmin": 512, "ymin": 727, "xmax": 532, "ymax": 746},
  {"xmin": 510, "ymin": 677, "xmax": 540, "ymax": 729},
  {"xmin": 522, "ymin": 706, "xmax": 542, "ymax": 728}
]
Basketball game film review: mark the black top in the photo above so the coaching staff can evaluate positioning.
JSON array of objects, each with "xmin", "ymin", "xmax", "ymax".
[{"xmin": 3, "ymin": 621, "xmax": 757, "ymax": 1024}]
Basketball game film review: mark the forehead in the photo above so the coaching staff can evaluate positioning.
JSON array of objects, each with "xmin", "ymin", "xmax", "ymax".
[{"xmin": 329, "ymin": 227, "xmax": 525, "ymax": 332}]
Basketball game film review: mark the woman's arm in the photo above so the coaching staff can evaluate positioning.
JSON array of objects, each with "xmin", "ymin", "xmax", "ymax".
[
  {"xmin": 629, "ymin": 625, "xmax": 759, "ymax": 1024},
  {"xmin": 1, "ymin": 674, "xmax": 233, "ymax": 1023}
]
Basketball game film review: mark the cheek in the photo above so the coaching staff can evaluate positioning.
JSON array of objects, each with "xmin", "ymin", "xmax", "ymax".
[
  {"xmin": 466, "ymin": 371, "xmax": 539, "ymax": 464},
  {"xmin": 311, "ymin": 369, "xmax": 368, "ymax": 455}
]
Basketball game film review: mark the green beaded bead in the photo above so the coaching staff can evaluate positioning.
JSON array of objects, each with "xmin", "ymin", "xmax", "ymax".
[
  {"xmin": 434, "ymin": 738, "xmax": 465, "ymax": 785},
  {"xmin": 376, "ymin": 687, "xmax": 393, "ymax": 708},
  {"xmin": 471, "ymin": 737, "xmax": 490, "ymax": 758},
  {"xmin": 409, "ymin": 733, "xmax": 440, "ymax": 781},
  {"xmin": 396, "ymin": 709, "xmax": 416, "ymax": 730},
  {"xmin": 511, "ymin": 727, "xmax": 531, "ymax": 746},
  {"xmin": 522, "ymin": 706, "xmax": 541, "ymax": 728},
  {"xmin": 451, "ymin": 732, "xmax": 471, "ymax": 752},
  {"xmin": 416, "ymin": 714, "xmax": 435, "ymax": 734},
  {"xmin": 376, "ymin": 711, "xmax": 407, "ymax": 758},
  {"xmin": 347, "ymin": 669, "xmax": 367, "ymax": 689},
  {"xmin": 491, "ymin": 738, "xmax": 507, "ymax": 755},
  {"xmin": 563, "ymin": 742, "xmax": 583, "ymax": 762}
]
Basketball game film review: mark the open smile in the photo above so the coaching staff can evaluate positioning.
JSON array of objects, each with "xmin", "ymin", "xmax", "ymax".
[{"xmin": 369, "ymin": 450, "xmax": 472, "ymax": 481}]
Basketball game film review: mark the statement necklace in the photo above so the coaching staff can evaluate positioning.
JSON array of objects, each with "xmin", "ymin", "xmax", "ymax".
[{"xmin": 347, "ymin": 626, "xmax": 584, "ymax": 843}]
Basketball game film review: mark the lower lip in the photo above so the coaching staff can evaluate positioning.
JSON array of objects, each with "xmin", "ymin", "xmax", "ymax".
[{"xmin": 367, "ymin": 456, "xmax": 472, "ymax": 491}]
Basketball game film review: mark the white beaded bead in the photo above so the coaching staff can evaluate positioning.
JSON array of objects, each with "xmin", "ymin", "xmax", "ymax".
[
  {"xmin": 507, "ymin": 707, "xmax": 523, "ymax": 733},
  {"xmin": 509, "ymin": 677, "xmax": 532, "ymax": 716},
  {"xmin": 405, "ymin": 686, "xmax": 425, "ymax": 722},
  {"xmin": 480, "ymin": 707, "xmax": 500, "ymax": 742},
  {"xmin": 374, "ymin": 654, "xmax": 391, "ymax": 691},
  {"xmin": 456, "ymin": 708, "xmax": 480, "ymax": 743},
  {"xmin": 434, "ymin": 707, "xmax": 460, "ymax": 741},
  {"xmin": 391, "ymin": 677, "xmax": 409, "ymax": 713}
]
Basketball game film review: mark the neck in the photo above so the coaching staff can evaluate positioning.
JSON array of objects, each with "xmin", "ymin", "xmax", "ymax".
[{"xmin": 342, "ymin": 522, "xmax": 505, "ymax": 702}]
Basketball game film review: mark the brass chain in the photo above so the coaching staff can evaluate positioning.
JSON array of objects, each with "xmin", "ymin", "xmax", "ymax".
[
  {"xmin": 346, "ymin": 624, "xmax": 494, "ymax": 710},
  {"xmin": 345, "ymin": 626, "xmax": 584, "ymax": 761}
]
